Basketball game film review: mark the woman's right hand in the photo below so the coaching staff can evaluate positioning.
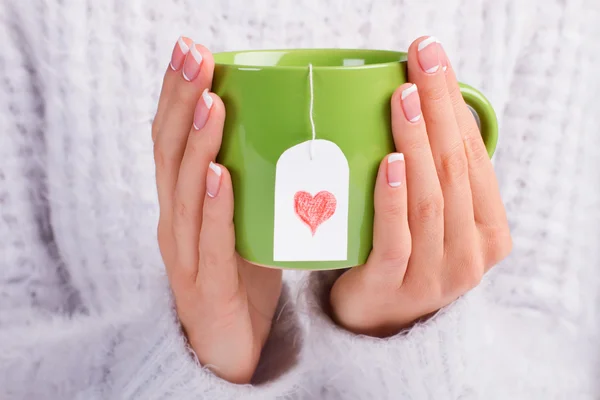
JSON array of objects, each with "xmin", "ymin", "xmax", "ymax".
[
  {"xmin": 152, "ymin": 37, "xmax": 282, "ymax": 384},
  {"xmin": 329, "ymin": 37, "xmax": 512, "ymax": 337}
]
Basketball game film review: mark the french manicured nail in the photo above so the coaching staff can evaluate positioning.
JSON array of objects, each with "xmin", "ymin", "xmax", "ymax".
[
  {"xmin": 437, "ymin": 40, "xmax": 448, "ymax": 72},
  {"xmin": 417, "ymin": 36, "xmax": 441, "ymax": 74},
  {"xmin": 182, "ymin": 43, "xmax": 203, "ymax": 81},
  {"xmin": 401, "ymin": 84, "xmax": 422, "ymax": 123},
  {"xmin": 170, "ymin": 36, "xmax": 190, "ymax": 71},
  {"xmin": 206, "ymin": 162, "xmax": 222, "ymax": 198},
  {"xmin": 387, "ymin": 153, "xmax": 405, "ymax": 187},
  {"xmin": 193, "ymin": 89, "xmax": 214, "ymax": 130}
]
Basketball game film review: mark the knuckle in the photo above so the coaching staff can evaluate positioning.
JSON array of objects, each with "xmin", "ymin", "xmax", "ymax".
[
  {"xmin": 202, "ymin": 202, "xmax": 220, "ymax": 224},
  {"xmin": 378, "ymin": 245, "xmax": 411, "ymax": 267},
  {"xmin": 172, "ymin": 195, "xmax": 198, "ymax": 229},
  {"xmin": 153, "ymin": 144, "xmax": 166, "ymax": 169},
  {"xmin": 484, "ymin": 225, "xmax": 513, "ymax": 267},
  {"xmin": 464, "ymin": 133, "xmax": 488, "ymax": 165},
  {"xmin": 446, "ymin": 255, "xmax": 484, "ymax": 295},
  {"xmin": 457, "ymin": 112, "xmax": 480, "ymax": 137},
  {"xmin": 438, "ymin": 145, "xmax": 469, "ymax": 186},
  {"xmin": 380, "ymin": 199, "xmax": 406, "ymax": 221},
  {"xmin": 421, "ymin": 85, "xmax": 447, "ymax": 103},
  {"xmin": 412, "ymin": 192, "xmax": 444, "ymax": 224},
  {"xmin": 173, "ymin": 83, "xmax": 198, "ymax": 105},
  {"xmin": 457, "ymin": 271, "xmax": 483, "ymax": 294},
  {"xmin": 448, "ymin": 85, "xmax": 463, "ymax": 107},
  {"xmin": 406, "ymin": 136, "xmax": 430, "ymax": 154},
  {"xmin": 199, "ymin": 247, "xmax": 236, "ymax": 271},
  {"xmin": 202, "ymin": 202, "xmax": 233, "ymax": 231},
  {"xmin": 200, "ymin": 250, "xmax": 220, "ymax": 269},
  {"xmin": 407, "ymin": 276, "xmax": 443, "ymax": 302},
  {"xmin": 175, "ymin": 199, "xmax": 188, "ymax": 220},
  {"xmin": 185, "ymin": 139, "xmax": 201, "ymax": 159},
  {"xmin": 461, "ymin": 262, "xmax": 484, "ymax": 291}
]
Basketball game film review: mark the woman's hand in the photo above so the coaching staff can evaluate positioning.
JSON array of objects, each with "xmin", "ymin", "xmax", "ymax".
[
  {"xmin": 152, "ymin": 37, "xmax": 282, "ymax": 384},
  {"xmin": 330, "ymin": 36, "xmax": 512, "ymax": 337}
]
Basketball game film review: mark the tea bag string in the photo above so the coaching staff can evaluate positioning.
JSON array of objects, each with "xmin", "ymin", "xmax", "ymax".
[{"xmin": 308, "ymin": 63, "xmax": 316, "ymax": 160}]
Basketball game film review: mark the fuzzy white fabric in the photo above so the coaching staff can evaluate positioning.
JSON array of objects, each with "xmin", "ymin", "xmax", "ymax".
[{"xmin": 1, "ymin": 0, "xmax": 599, "ymax": 399}]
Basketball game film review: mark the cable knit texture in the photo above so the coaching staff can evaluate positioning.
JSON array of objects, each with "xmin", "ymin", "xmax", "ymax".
[{"xmin": 1, "ymin": 0, "xmax": 599, "ymax": 399}]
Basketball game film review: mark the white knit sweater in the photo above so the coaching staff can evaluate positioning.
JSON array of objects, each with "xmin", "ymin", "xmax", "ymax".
[{"xmin": 1, "ymin": 0, "xmax": 599, "ymax": 399}]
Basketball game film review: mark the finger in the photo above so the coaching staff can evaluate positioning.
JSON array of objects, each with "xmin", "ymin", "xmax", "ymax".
[
  {"xmin": 152, "ymin": 36, "xmax": 192, "ymax": 142},
  {"xmin": 367, "ymin": 153, "xmax": 411, "ymax": 282},
  {"xmin": 465, "ymin": 132, "xmax": 511, "ymax": 271},
  {"xmin": 390, "ymin": 82, "xmax": 444, "ymax": 263},
  {"xmin": 408, "ymin": 36, "xmax": 475, "ymax": 247},
  {"xmin": 441, "ymin": 52, "xmax": 508, "ymax": 235},
  {"xmin": 171, "ymin": 91, "xmax": 225, "ymax": 280},
  {"xmin": 154, "ymin": 44, "xmax": 215, "ymax": 224},
  {"xmin": 197, "ymin": 162, "xmax": 239, "ymax": 296}
]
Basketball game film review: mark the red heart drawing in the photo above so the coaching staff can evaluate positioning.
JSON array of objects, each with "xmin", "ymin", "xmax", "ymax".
[{"xmin": 294, "ymin": 191, "xmax": 337, "ymax": 236}]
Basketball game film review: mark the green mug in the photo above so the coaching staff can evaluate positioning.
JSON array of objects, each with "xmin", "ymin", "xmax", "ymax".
[{"xmin": 213, "ymin": 49, "xmax": 497, "ymax": 270}]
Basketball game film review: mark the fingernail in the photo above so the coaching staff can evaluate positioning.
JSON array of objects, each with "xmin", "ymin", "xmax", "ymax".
[
  {"xmin": 193, "ymin": 89, "xmax": 214, "ymax": 130},
  {"xmin": 417, "ymin": 36, "xmax": 441, "ymax": 74},
  {"xmin": 170, "ymin": 36, "xmax": 190, "ymax": 71},
  {"xmin": 400, "ymin": 84, "xmax": 422, "ymax": 123},
  {"xmin": 207, "ymin": 162, "xmax": 222, "ymax": 198},
  {"xmin": 437, "ymin": 40, "xmax": 448, "ymax": 72},
  {"xmin": 387, "ymin": 153, "xmax": 405, "ymax": 188},
  {"xmin": 182, "ymin": 43, "xmax": 203, "ymax": 81}
]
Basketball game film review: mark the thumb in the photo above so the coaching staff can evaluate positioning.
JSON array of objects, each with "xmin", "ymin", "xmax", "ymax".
[
  {"xmin": 367, "ymin": 153, "xmax": 411, "ymax": 281},
  {"xmin": 197, "ymin": 161, "xmax": 239, "ymax": 295}
]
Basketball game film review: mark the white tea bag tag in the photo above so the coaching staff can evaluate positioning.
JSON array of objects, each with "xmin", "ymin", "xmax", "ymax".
[{"xmin": 273, "ymin": 139, "xmax": 349, "ymax": 262}]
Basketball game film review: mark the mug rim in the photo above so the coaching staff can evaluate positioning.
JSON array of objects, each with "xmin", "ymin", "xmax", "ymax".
[{"xmin": 213, "ymin": 48, "xmax": 407, "ymax": 70}]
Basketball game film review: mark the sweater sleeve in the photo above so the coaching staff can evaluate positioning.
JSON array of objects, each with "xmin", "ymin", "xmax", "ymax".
[
  {"xmin": 0, "ymin": 276, "xmax": 299, "ymax": 399},
  {"xmin": 301, "ymin": 271, "xmax": 593, "ymax": 399},
  {"xmin": 0, "ymin": 277, "xmax": 304, "ymax": 400},
  {"xmin": 301, "ymin": 271, "xmax": 487, "ymax": 399},
  {"xmin": 299, "ymin": 2, "xmax": 599, "ymax": 398},
  {"xmin": 0, "ymin": 2, "xmax": 304, "ymax": 398}
]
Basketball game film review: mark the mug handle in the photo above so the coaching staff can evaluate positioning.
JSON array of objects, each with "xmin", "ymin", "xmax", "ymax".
[{"xmin": 459, "ymin": 83, "xmax": 498, "ymax": 158}]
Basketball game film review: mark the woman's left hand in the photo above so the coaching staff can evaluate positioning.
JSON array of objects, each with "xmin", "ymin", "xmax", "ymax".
[
  {"xmin": 329, "ymin": 36, "xmax": 512, "ymax": 337},
  {"xmin": 153, "ymin": 37, "xmax": 282, "ymax": 384}
]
